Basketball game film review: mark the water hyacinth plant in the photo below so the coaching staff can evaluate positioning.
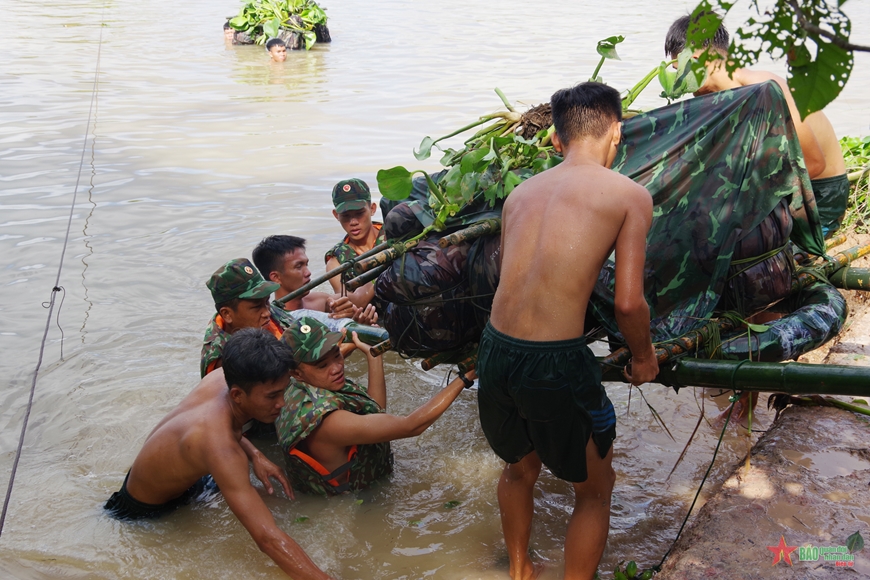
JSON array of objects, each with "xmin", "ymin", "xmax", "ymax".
[
  {"xmin": 229, "ymin": 0, "xmax": 328, "ymax": 48},
  {"xmin": 376, "ymin": 36, "xmax": 695, "ymax": 236}
]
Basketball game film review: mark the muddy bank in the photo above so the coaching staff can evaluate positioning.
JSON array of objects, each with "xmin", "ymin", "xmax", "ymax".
[{"xmin": 657, "ymin": 236, "xmax": 870, "ymax": 579}]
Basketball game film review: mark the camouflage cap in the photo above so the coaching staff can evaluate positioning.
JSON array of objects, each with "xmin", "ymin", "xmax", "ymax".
[
  {"xmin": 281, "ymin": 316, "xmax": 343, "ymax": 364},
  {"xmin": 332, "ymin": 178, "xmax": 371, "ymax": 213},
  {"xmin": 207, "ymin": 258, "xmax": 279, "ymax": 306}
]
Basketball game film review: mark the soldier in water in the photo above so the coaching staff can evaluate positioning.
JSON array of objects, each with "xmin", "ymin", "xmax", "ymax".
[{"xmin": 476, "ymin": 82, "xmax": 659, "ymax": 580}]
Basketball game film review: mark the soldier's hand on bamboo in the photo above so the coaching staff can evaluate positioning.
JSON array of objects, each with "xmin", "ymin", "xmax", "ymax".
[
  {"xmin": 353, "ymin": 304, "xmax": 378, "ymax": 326},
  {"xmin": 623, "ymin": 344, "xmax": 659, "ymax": 386},
  {"xmin": 351, "ymin": 331, "xmax": 374, "ymax": 358},
  {"xmin": 327, "ymin": 295, "xmax": 356, "ymax": 319}
]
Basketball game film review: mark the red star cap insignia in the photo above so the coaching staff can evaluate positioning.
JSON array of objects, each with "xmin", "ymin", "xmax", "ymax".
[{"xmin": 767, "ymin": 535, "xmax": 798, "ymax": 566}]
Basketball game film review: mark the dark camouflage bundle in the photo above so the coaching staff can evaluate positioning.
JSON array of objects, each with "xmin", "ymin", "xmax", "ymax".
[
  {"xmin": 592, "ymin": 80, "xmax": 825, "ymax": 343},
  {"xmin": 378, "ymin": 81, "xmax": 828, "ymax": 355}
]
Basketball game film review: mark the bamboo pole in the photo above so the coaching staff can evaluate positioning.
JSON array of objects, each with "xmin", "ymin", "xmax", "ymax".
[
  {"xmin": 829, "ymin": 267, "xmax": 870, "ymax": 290},
  {"xmin": 437, "ymin": 218, "xmax": 501, "ymax": 248},
  {"xmin": 345, "ymin": 264, "xmax": 388, "ymax": 292},
  {"xmin": 353, "ymin": 239, "xmax": 420, "ymax": 275},
  {"xmin": 273, "ymin": 241, "xmax": 391, "ymax": 306},
  {"xmin": 600, "ymin": 358, "xmax": 870, "ymax": 397},
  {"xmin": 369, "ymin": 339, "xmax": 393, "ymax": 358}
]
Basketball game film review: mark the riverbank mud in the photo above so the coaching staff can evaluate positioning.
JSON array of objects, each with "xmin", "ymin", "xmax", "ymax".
[{"xmin": 657, "ymin": 235, "xmax": 870, "ymax": 579}]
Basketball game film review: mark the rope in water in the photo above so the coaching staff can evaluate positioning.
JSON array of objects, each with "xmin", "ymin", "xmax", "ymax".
[{"xmin": 0, "ymin": 14, "xmax": 105, "ymax": 537}]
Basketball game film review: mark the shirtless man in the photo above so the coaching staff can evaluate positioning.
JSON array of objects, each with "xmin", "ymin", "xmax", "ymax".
[
  {"xmin": 665, "ymin": 15, "xmax": 849, "ymax": 235},
  {"xmin": 276, "ymin": 316, "xmax": 475, "ymax": 496},
  {"xmin": 253, "ymin": 235, "xmax": 376, "ymax": 318},
  {"xmin": 476, "ymin": 82, "xmax": 659, "ymax": 580},
  {"xmin": 106, "ymin": 328, "xmax": 333, "ymax": 580}
]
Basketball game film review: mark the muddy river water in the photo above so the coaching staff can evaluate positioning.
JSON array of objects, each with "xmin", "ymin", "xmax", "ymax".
[{"xmin": 2, "ymin": 0, "xmax": 869, "ymax": 578}]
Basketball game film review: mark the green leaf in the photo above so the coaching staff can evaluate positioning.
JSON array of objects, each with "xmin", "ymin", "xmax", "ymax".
[
  {"xmin": 263, "ymin": 17, "xmax": 280, "ymax": 38},
  {"xmin": 459, "ymin": 172, "xmax": 479, "ymax": 202},
  {"xmin": 847, "ymin": 530, "xmax": 864, "ymax": 553},
  {"xmin": 229, "ymin": 15, "xmax": 249, "ymax": 29},
  {"xmin": 443, "ymin": 500, "xmax": 461, "ymax": 509},
  {"xmin": 376, "ymin": 166, "xmax": 414, "ymax": 201},
  {"xmin": 414, "ymin": 136, "xmax": 436, "ymax": 161},
  {"xmin": 626, "ymin": 561, "xmax": 637, "ymax": 578},
  {"xmin": 409, "ymin": 519, "xmax": 422, "ymax": 526},
  {"xmin": 660, "ymin": 48, "xmax": 707, "ymax": 99},
  {"xmin": 460, "ymin": 148, "xmax": 491, "ymax": 175},
  {"xmin": 354, "ymin": 499, "xmax": 364, "ymax": 505},
  {"xmin": 596, "ymin": 35, "xmax": 625, "ymax": 60},
  {"xmin": 745, "ymin": 323, "xmax": 770, "ymax": 333},
  {"xmin": 851, "ymin": 399, "xmax": 869, "ymax": 406},
  {"xmin": 503, "ymin": 171, "xmax": 523, "ymax": 195},
  {"xmin": 302, "ymin": 30, "xmax": 317, "ymax": 50},
  {"xmin": 789, "ymin": 39, "xmax": 853, "ymax": 119},
  {"xmin": 294, "ymin": 516, "xmax": 309, "ymax": 523}
]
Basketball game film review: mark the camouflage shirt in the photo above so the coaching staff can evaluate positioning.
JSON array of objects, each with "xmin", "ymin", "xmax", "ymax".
[
  {"xmin": 324, "ymin": 222, "xmax": 386, "ymax": 285},
  {"xmin": 275, "ymin": 378, "xmax": 393, "ymax": 496},
  {"xmin": 200, "ymin": 305, "xmax": 288, "ymax": 378}
]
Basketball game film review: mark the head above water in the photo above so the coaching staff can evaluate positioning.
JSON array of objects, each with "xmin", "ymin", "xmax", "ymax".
[
  {"xmin": 332, "ymin": 178, "xmax": 371, "ymax": 213},
  {"xmin": 253, "ymin": 235, "xmax": 306, "ymax": 277},
  {"xmin": 208, "ymin": 258, "xmax": 279, "ymax": 312},
  {"xmin": 222, "ymin": 327, "xmax": 296, "ymax": 394},
  {"xmin": 550, "ymin": 82, "xmax": 622, "ymax": 147},
  {"xmin": 664, "ymin": 13, "xmax": 729, "ymax": 60},
  {"xmin": 266, "ymin": 38, "xmax": 287, "ymax": 62},
  {"xmin": 281, "ymin": 316, "xmax": 342, "ymax": 365}
]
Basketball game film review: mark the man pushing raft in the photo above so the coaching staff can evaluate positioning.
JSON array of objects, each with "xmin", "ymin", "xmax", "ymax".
[{"xmin": 477, "ymin": 82, "xmax": 659, "ymax": 580}]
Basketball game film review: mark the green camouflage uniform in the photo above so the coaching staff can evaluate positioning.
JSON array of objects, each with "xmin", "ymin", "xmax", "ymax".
[
  {"xmin": 200, "ymin": 304, "xmax": 291, "ymax": 378},
  {"xmin": 275, "ymin": 378, "xmax": 393, "ymax": 496},
  {"xmin": 592, "ymin": 80, "xmax": 827, "ymax": 343},
  {"xmin": 327, "ymin": 178, "xmax": 386, "ymax": 286},
  {"xmin": 324, "ymin": 222, "xmax": 386, "ymax": 286},
  {"xmin": 276, "ymin": 316, "xmax": 393, "ymax": 496},
  {"xmin": 200, "ymin": 258, "xmax": 281, "ymax": 377}
]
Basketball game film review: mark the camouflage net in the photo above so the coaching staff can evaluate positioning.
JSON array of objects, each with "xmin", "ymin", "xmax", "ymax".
[{"xmin": 376, "ymin": 81, "xmax": 834, "ymax": 358}]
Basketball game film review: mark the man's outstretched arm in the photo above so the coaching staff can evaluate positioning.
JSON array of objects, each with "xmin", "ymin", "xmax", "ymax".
[
  {"xmin": 613, "ymin": 187, "xmax": 658, "ymax": 385},
  {"xmin": 316, "ymin": 371, "xmax": 476, "ymax": 447},
  {"xmin": 208, "ymin": 440, "xmax": 333, "ymax": 579}
]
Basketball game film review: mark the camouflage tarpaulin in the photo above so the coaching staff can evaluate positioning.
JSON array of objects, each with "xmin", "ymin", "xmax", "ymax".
[
  {"xmin": 591, "ymin": 80, "xmax": 826, "ymax": 343},
  {"xmin": 378, "ymin": 80, "xmax": 828, "ymax": 355}
]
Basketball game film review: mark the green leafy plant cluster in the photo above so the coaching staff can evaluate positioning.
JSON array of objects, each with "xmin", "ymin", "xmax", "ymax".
[
  {"xmin": 840, "ymin": 135, "xmax": 870, "ymax": 234},
  {"xmin": 612, "ymin": 560, "xmax": 655, "ymax": 580},
  {"xmin": 684, "ymin": 0, "xmax": 866, "ymax": 118},
  {"xmin": 229, "ymin": 0, "xmax": 327, "ymax": 49},
  {"xmin": 376, "ymin": 36, "xmax": 680, "ymax": 237},
  {"xmin": 376, "ymin": 88, "xmax": 555, "ymax": 239}
]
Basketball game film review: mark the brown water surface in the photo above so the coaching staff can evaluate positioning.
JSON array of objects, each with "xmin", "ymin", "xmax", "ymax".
[{"xmin": 2, "ymin": 1, "xmax": 869, "ymax": 578}]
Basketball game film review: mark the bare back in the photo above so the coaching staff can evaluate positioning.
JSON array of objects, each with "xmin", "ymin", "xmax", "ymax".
[
  {"xmin": 126, "ymin": 369, "xmax": 241, "ymax": 504},
  {"xmin": 490, "ymin": 160, "xmax": 652, "ymax": 341},
  {"xmin": 804, "ymin": 111, "xmax": 847, "ymax": 178}
]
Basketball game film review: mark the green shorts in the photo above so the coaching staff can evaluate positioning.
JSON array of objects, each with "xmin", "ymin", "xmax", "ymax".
[
  {"xmin": 477, "ymin": 323, "xmax": 616, "ymax": 483},
  {"xmin": 811, "ymin": 174, "xmax": 849, "ymax": 238}
]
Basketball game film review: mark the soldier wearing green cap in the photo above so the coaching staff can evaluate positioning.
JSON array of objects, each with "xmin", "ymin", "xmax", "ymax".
[
  {"xmin": 324, "ymin": 178, "xmax": 385, "ymax": 297},
  {"xmin": 275, "ymin": 316, "xmax": 475, "ymax": 496},
  {"xmin": 201, "ymin": 258, "xmax": 299, "ymax": 377}
]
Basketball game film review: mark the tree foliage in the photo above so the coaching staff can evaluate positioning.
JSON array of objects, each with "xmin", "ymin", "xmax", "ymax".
[{"xmin": 688, "ymin": 0, "xmax": 868, "ymax": 117}]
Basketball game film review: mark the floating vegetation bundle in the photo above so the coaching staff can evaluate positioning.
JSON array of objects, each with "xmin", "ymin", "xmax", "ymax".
[
  {"xmin": 376, "ymin": 36, "xmax": 694, "ymax": 234},
  {"xmin": 229, "ymin": 0, "xmax": 329, "ymax": 49}
]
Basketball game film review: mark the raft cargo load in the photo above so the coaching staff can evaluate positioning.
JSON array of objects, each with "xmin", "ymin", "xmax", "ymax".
[
  {"xmin": 364, "ymin": 81, "xmax": 859, "ymax": 365},
  {"xmin": 227, "ymin": 0, "xmax": 331, "ymax": 50}
]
